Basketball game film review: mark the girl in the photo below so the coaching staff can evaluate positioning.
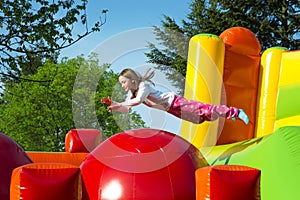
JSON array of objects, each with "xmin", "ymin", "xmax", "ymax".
[{"xmin": 101, "ymin": 68, "xmax": 249, "ymax": 124}]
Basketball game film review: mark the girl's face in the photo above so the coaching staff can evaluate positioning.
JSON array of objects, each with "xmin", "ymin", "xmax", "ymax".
[{"xmin": 119, "ymin": 76, "xmax": 136, "ymax": 91}]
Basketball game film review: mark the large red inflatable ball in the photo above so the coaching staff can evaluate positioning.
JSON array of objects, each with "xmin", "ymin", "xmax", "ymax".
[
  {"xmin": 80, "ymin": 128, "xmax": 208, "ymax": 200},
  {"xmin": 0, "ymin": 132, "xmax": 33, "ymax": 200}
]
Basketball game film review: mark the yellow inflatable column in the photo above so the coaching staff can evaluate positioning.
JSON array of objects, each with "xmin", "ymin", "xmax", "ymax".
[
  {"xmin": 255, "ymin": 47, "xmax": 287, "ymax": 137},
  {"xmin": 275, "ymin": 50, "xmax": 300, "ymax": 129},
  {"xmin": 180, "ymin": 34, "xmax": 225, "ymax": 148}
]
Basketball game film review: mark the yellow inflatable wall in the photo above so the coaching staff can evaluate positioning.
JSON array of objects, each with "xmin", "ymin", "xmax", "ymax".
[
  {"xmin": 181, "ymin": 26, "xmax": 300, "ymax": 147},
  {"xmin": 275, "ymin": 50, "xmax": 300, "ymax": 129},
  {"xmin": 255, "ymin": 47, "xmax": 287, "ymax": 137},
  {"xmin": 256, "ymin": 48, "xmax": 300, "ymax": 137},
  {"xmin": 181, "ymin": 34, "xmax": 225, "ymax": 147}
]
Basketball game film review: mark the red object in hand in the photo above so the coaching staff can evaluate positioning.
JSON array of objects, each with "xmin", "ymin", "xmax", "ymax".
[{"xmin": 101, "ymin": 96, "xmax": 112, "ymax": 105}]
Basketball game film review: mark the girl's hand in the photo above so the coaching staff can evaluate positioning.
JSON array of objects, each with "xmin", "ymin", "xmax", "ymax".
[
  {"xmin": 107, "ymin": 104, "xmax": 121, "ymax": 111},
  {"xmin": 101, "ymin": 96, "xmax": 112, "ymax": 105}
]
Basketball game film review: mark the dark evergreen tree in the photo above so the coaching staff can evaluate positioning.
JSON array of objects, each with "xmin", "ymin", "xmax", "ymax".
[{"xmin": 146, "ymin": 0, "xmax": 300, "ymax": 93}]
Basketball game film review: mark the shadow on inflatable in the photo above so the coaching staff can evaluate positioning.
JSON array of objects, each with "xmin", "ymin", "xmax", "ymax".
[{"xmin": 2, "ymin": 27, "xmax": 300, "ymax": 200}]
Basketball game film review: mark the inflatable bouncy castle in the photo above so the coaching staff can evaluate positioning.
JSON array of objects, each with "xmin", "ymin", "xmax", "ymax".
[
  {"xmin": 1, "ymin": 27, "xmax": 300, "ymax": 200},
  {"xmin": 181, "ymin": 27, "xmax": 300, "ymax": 200}
]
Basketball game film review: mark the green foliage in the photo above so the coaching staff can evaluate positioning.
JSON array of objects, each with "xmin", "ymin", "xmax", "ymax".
[
  {"xmin": 0, "ymin": 55, "xmax": 146, "ymax": 151},
  {"xmin": 0, "ymin": 0, "xmax": 107, "ymax": 84},
  {"xmin": 146, "ymin": 0, "xmax": 300, "ymax": 92},
  {"xmin": 0, "ymin": 58, "xmax": 78, "ymax": 151}
]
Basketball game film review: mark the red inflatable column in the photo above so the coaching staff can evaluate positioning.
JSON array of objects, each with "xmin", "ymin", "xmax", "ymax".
[
  {"xmin": 65, "ymin": 129, "xmax": 102, "ymax": 153},
  {"xmin": 10, "ymin": 163, "xmax": 83, "ymax": 200},
  {"xmin": 196, "ymin": 165, "xmax": 261, "ymax": 200}
]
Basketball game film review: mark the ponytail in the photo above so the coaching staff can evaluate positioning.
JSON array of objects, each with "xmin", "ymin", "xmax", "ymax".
[{"xmin": 141, "ymin": 68, "xmax": 155, "ymax": 86}]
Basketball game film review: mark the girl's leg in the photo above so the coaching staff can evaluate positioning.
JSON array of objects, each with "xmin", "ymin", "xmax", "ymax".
[{"xmin": 168, "ymin": 95, "xmax": 239, "ymax": 124}]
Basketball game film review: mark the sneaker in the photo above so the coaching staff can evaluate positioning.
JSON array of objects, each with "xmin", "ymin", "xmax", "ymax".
[{"xmin": 238, "ymin": 109, "xmax": 249, "ymax": 124}]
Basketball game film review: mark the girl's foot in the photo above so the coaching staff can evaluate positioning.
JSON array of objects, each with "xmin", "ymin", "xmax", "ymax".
[
  {"xmin": 238, "ymin": 109, "xmax": 249, "ymax": 124},
  {"xmin": 231, "ymin": 109, "xmax": 249, "ymax": 124}
]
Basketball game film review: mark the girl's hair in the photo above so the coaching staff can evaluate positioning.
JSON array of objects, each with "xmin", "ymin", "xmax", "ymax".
[{"xmin": 119, "ymin": 68, "xmax": 155, "ymax": 86}]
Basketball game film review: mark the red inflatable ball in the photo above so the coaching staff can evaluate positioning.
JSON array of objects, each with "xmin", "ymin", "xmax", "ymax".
[
  {"xmin": 0, "ymin": 132, "xmax": 33, "ymax": 200},
  {"xmin": 80, "ymin": 128, "xmax": 208, "ymax": 200}
]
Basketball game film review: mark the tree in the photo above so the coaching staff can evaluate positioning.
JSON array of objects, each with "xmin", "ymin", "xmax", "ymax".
[
  {"xmin": 0, "ymin": 58, "xmax": 79, "ymax": 151},
  {"xmin": 145, "ymin": 0, "xmax": 300, "ymax": 92},
  {"xmin": 0, "ymin": 55, "xmax": 145, "ymax": 151},
  {"xmin": 73, "ymin": 53, "xmax": 147, "ymax": 138},
  {"xmin": 0, "ymin": 0, "xmax": 107, "ymax": 86}
]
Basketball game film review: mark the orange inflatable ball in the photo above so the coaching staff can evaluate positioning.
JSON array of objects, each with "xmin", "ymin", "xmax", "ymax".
[
  {"xmin": 220, "ymin": 27, "xmax": 261, "ymax": 55},
  {"xmin": 80, "ymin": 128, "xmax": 208, "ymax": 200},
  {"xmin": 0, "ymin": 132, "xmax": 32, "ymax": 200}
]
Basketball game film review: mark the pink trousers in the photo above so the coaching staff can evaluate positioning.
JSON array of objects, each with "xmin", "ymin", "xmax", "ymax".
[{"xmin": 167, "ymin": 95, "xmax": 239, "ymax": 124}]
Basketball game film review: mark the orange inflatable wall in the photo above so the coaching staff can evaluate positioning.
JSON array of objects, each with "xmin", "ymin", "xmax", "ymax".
[
  {"xmin": 218, "ymin": 27, "xmax": 261, "ymax": 144},
  {"xmin": 26, "ymin": 152, "xmax": 88, "ymax": 167}
]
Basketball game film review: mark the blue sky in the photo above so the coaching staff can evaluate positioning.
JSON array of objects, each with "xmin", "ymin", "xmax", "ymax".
[
  {"xmin": 60, "ymin": 0, "xmax": 191, "ymax": 59},
  {"xmin": 61, "ymin": 0, "xmax": 192, "ymax": 135}
]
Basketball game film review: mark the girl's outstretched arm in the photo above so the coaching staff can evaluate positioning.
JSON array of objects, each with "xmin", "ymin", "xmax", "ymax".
[{"xmin": 101, "ymin": 96, "xmax": 130, "ymax": 113}]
